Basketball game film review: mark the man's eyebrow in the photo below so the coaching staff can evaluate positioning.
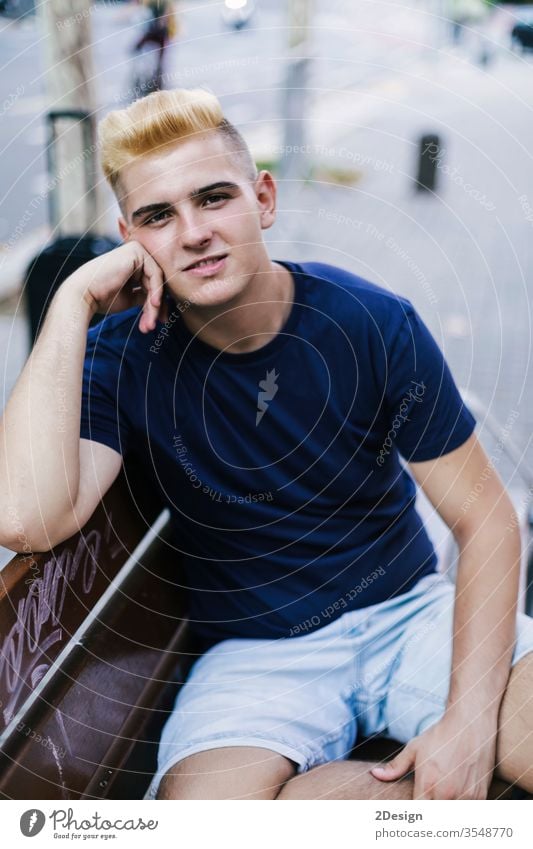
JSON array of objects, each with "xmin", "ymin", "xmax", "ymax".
[
  {"xmin": 131, "ymin": 182, "xmax": 240, "ymax": 222},
  {"xmin": 189, "ymin": 181, "xmax": 240, "ymax": 199},
  {"xmin": 131, "ymin": 202, "xmax": 172, "ymax": 222}
]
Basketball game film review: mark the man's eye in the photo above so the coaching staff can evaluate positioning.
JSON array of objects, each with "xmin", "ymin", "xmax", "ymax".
[
  {"xmin": 202, "ymin": 193, "xmax": 231, "ymax": 207},
  {"xmin": 145, "ymin": 210, "xmax": 171, "ymax": 225}
]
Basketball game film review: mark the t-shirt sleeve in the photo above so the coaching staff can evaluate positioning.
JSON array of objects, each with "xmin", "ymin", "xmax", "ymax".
[
  {"xmin": 383, "ymin": 303, "xmax": 476, "ymax": 462},
  {"xmin": 80, "ymin": 329, "xmax": 132, "ymax": 456}
]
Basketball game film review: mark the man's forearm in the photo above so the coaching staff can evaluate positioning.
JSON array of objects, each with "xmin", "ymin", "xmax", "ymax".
[
  {"xmin": 446, "ymin": 505, "xmax": 521, "ymax": 723},
  {"xmin": 0, "ymin": 281, "xmax": 95, "ymax": 550}
]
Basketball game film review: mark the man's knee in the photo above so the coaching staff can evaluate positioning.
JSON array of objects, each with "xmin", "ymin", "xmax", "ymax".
[{"xmin": 156, "ymin": 746, "xmax": 296, "ymax": 799}]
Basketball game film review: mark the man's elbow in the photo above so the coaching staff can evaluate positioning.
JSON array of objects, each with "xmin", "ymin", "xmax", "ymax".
[
  {"xmin": 0, "ymin": 510, "xmax": 72, "ymax": 554},
  {"xmin": 0, "ymin": 528, "xmax": 50, "ymax": 555}
]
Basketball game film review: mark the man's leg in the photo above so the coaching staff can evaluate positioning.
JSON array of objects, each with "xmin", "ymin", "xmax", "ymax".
[
  {"xmin": 157, "ymin": 746, "xmax": 296, "ymax": 799},
  {"xmin": 152, "ymin": 611, "xmax": 359, "ymax": 800},
  {"xmin": 495, "ymin": 651, "xmax": 533, "ymax": 790},
  {"xmin": 279, "ymin": 652, "xmax": 533, "ymax": 799},
  {"xmin": 277, "ymin": 761, "xmax": 413, "ymax": 800},
  {"xmin": 154, "ymin": 653, "xmax": 533, "ymax": 800},
  {"xmin": 277, "ymin": 761, "xmax": 513, "ymax": 800}
]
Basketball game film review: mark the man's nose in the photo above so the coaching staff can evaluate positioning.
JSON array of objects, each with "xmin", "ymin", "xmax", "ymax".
[{"xmin": 180, "ymin": 211, "xmax": 213, "ymax": 250}]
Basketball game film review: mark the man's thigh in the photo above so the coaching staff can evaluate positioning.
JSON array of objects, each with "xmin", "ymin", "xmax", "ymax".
[{"xmin": 157, "ymin": 746, "xmax": 296, "ymax": 799}]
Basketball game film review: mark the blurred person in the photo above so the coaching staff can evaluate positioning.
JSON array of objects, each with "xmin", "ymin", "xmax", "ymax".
[
  {"xmin": 1, "ymin": 89, "xmax": 532, "ymax": 801},
  {"xmin": 131, "ymin": 0, "xmax": 178, "ymax": 88}
]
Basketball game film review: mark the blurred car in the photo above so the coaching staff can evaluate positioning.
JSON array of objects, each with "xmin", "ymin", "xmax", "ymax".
[
  {"xmin": 510, "ymin": 7, "xmax": 533, "ymax": 49},
  {"xmin": 490, "ymin": 2, "xmax": 533, "ymax": 51},
  {"xmin": 222, "ymin": 0, "xmax": 255, "ymax": 30}
]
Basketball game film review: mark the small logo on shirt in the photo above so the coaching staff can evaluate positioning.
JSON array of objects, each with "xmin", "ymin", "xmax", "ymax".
[{"xmin": 256, "ymin": 368, "xmax": 279, "ymax": 425}]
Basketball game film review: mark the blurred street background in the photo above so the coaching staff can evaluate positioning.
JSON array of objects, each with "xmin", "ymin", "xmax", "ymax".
[{"xmin": 1, "ymin": 0, "xmax": 533, "ymax": 500}]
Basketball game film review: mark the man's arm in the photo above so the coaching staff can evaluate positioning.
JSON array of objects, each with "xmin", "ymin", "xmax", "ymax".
[
  {"xmin": 0, "ymin": 241, "xmax": 164, "ymax": 552},
  {"xmin": 372, "ymin": 431, "xmax": 521, "ymax": 799}
]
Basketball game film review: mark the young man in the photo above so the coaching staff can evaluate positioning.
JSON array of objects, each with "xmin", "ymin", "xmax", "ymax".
[{"xmin": 1, "ymin": 88, "xmax": 532, "ymax": 801}]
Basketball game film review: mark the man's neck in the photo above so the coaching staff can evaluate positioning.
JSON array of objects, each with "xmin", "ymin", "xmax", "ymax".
[{"xmin": 180, "ymin": 259, "xmax": 295, "ymax": 355}]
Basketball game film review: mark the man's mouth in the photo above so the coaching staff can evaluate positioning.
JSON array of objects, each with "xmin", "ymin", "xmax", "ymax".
[{"xmin": 183, "ymin": 253, "xmax": 228, "ymax": 275}]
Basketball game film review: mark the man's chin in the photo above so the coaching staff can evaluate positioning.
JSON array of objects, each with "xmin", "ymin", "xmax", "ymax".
[{"xmin": 170, "ymin": 273, "xmax": 244, "ymax": 308}]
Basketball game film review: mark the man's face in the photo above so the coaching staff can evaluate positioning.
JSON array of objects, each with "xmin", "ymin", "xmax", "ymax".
[{"xmin": 117, "ymin": 132, "xmax": 276, "ymax": 308}]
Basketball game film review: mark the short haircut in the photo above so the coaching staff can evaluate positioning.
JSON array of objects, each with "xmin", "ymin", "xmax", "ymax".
[{"xmin": 98, "ymin": 88, "xmax": 258, "ymax": 204}]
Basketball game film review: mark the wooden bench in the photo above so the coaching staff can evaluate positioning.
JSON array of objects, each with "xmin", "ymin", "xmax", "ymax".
[
  {"xmin": 0, "ymin": 464, "xmax": 527, "ymax": 799},
  {"xmin": 0, "ymin": 466, "xmax": 193, "ymax": 799}
]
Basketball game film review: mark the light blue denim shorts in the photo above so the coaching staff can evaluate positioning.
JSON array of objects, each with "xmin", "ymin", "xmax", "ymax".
[{"xmin": 147, "ymin": 573, "xmax": 533, "ymax": 798}]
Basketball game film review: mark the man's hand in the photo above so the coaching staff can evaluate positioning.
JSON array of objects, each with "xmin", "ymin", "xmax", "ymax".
[
  {"xmin": 66, "ymin": 240, "xmax": 168, "ymax": 334},
  {"xmin": 371, "ymin": 709, "xmax": 497, "ymax": 799}
]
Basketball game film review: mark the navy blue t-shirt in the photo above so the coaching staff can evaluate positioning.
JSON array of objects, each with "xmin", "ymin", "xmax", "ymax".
[{"xmin": 81, "ymin": 261, "xmax": 476, "ymax": 646}]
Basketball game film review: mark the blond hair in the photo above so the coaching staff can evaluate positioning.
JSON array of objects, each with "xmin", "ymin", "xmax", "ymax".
[{"xmin": 98, "ymin": 88, "xmax": 257, "ymax": 193}]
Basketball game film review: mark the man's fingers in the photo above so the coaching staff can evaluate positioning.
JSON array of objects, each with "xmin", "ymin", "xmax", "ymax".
[
  {"xmin": 139, "ymin": 251, "xmax": 165, "ymax": 333},
  {"xmin": 371, "ymin": 747, "xmax": 414, "ymax": 782},
  {"xmin": 159, "ymin": 292, "xmax": 170, "ymax": 325}
]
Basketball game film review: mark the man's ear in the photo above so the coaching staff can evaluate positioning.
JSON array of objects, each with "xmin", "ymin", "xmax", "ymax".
[
  {"xmin": 255, "ymin": 170, "xmax": 277, "ymax": 230},
  {"xmin": 118, "ymin": 216, "xmax": 130, "ymax": 242}
]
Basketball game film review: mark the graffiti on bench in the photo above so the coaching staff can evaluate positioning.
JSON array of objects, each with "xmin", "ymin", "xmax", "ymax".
[{"xmin": 0, "ymin": 514, "xmax": 129, "ymax": 732}]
